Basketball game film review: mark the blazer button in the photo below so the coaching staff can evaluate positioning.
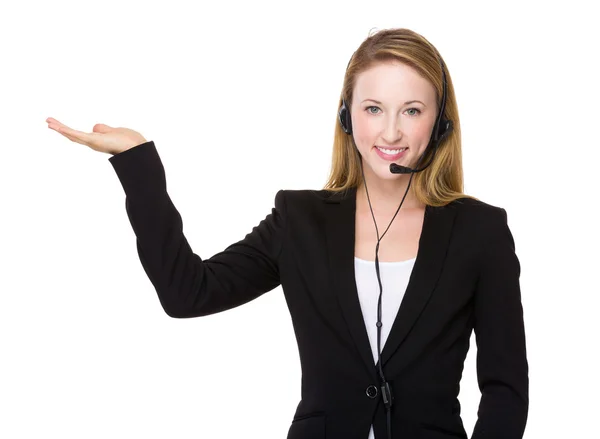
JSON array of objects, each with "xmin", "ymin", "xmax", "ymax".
[{"xmin": 366, "ymin": 385, "xmax": 378, "ymax": 398}]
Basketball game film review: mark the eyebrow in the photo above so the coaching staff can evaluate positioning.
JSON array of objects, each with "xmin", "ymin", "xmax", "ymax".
[{"xmin": 361, "ymin": 99, "xmax": 426, "ymax": 106}]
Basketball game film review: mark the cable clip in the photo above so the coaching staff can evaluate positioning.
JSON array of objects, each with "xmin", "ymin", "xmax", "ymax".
[{"xmin": 381, "ymin": 381, "xmax": 394, "ymax": 410}]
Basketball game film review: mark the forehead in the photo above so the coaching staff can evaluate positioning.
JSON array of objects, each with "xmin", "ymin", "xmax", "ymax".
[{"xmin": 353, "ymin": 60, "xmax": 436, "ymax": 103}]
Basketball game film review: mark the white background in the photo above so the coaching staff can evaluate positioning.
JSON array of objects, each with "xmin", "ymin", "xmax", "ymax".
[{"xmin": 1, "ymin": 0, "xmax": 598, "ymax": 437}]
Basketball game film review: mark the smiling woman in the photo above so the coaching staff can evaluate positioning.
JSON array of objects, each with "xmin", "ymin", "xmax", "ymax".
[
  {"xmin": 320, "ymin": 27, "xmax": 528, "ymax": 439},
  {"xmin": 43, "ymin": 25, "xmax": 528, "ymax": 439}
]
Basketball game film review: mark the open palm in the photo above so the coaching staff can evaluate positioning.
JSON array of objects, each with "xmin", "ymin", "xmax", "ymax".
[{"xmin": 46, "ymin": 117, "xmax": 147, "ymax": 155}]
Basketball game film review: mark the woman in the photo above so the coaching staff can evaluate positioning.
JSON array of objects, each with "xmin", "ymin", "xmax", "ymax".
[{"xmin": 46, "ymin": 27, "xmax": 528, "ymax": 439}]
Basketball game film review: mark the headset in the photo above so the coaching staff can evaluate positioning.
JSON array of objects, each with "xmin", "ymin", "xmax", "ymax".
[{"xmin": 337, "ymin": 49, "xmax": 453, "ymax": 439}]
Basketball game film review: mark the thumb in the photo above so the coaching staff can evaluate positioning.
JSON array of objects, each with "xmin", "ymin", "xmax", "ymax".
[{"xmin": 92, "ymin": 123, "xmax": 114, "ymax": 133}]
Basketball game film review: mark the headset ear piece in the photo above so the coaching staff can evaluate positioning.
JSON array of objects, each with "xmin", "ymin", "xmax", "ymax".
[
  {"xmin": 338, "ymin": 99, "xmax": 353, "ymax": 135},
  {"xmin": 436, "ymin": 119, "xmax": 453, "ymax": 143}
]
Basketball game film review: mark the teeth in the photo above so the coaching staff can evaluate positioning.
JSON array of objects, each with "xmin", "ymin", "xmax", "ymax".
[{"xmin": 377, "ymin": 146, "xmax": 407, "ymax": 155}]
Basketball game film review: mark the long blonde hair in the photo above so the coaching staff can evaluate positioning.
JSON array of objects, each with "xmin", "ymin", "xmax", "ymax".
[{"xmin": 323, "ymin": 28, "xmax": 479, "ymax": 207}]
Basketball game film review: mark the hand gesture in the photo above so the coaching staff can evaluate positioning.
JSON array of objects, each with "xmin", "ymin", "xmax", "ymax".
[{"xmin": 46, "ymin": 117, "xmax": 147, "ymax": 155}]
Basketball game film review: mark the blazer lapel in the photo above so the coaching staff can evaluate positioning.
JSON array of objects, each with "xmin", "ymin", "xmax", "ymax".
[{"xmin": 324, "ymin": 185, "xmax": 457, "ymax": 376}]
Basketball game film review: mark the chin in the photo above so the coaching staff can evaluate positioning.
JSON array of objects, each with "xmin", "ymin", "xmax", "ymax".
[{"xmin": 366, "ymin": 161, "xmax": 401, "ymax": 179}]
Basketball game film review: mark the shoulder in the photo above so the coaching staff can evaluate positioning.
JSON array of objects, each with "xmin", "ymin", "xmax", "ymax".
[
  {"xmin": 275, "ymin": 188, "xmax": 337, "ymax": 208},
  {"xmin": 447, "ymin": 196, "xmax": 507, "ymax": 221},
  {"xmin": 279, "ymin": 189, "xmax": 336, "ymax": 200},
  {"xmin": 273, "ymin": 189, "xmax": 353, "ymax": 225},
  {"xmin": 445, "ymin": 197, "xmax": 511, "ymax": 244}
]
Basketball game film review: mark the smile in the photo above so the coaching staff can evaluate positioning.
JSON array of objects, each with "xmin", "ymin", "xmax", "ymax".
[
  {"xmin": 374, "ymin": 146, "xmax": 408, "ymax": 161},
  {"xmin": 376, "ymin": 146, "xmax": 408, "ymax": 154}
]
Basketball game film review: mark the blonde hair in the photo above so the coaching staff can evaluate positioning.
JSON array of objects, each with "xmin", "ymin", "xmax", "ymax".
[{"xmin": 323, "ymin": 28, "xmax": 479, "ymax": 207}]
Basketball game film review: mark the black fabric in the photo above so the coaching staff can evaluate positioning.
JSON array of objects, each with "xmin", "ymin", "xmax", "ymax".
[{"xmin": 109, "ymin": 140, "xmax": 529, "ymax": 439}]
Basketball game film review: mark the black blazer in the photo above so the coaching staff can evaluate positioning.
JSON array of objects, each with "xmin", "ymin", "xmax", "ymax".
[{"xmin": 109, "ymin": 141, "xmax": 529, "ymax": 439}]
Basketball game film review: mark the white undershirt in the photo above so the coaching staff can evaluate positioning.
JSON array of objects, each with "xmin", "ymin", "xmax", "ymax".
[{"xmin": 354, "ymin": 256, "xmax": 416, "ymax": 439}]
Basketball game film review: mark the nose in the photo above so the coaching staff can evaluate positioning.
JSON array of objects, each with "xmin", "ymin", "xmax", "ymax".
[{"xmin": 382, "ymin": 114, "xmax": 403, "ymax": 144}]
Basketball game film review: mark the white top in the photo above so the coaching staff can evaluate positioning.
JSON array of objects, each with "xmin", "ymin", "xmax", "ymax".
[{"xmin": 354, "ymin": 256, "xmax": 416, "ymax": 439}]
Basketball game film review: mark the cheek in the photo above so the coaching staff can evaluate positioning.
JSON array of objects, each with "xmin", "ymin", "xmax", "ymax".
[
  {"xmin": 352, "ymin": 113, "xmax": 377, "ymax": 143},
  {"xmin": 401, "ymin": 120, "xmax": 435, "ymax": 147},
  {"xmin": 415, "ymin": 122, "xmax": 434, "ymax": 139}
]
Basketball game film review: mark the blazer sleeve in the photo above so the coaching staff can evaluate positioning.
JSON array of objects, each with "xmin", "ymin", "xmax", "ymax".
[
  {"xmin": 108, "ymin": 140, "xmax": 286, "ymax": 318},
  {"xmin": 471, "ymin": 207, "xmax": 529, "ymax": 439}
]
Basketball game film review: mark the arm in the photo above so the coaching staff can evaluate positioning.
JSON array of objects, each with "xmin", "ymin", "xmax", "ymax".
[
  {"xmin": 471, "ymin": 207, "xmax": 529, "ymax": 439},
  {"xmin": 109, "ymin": 141, "xmax": 286, "ymax": 318}
]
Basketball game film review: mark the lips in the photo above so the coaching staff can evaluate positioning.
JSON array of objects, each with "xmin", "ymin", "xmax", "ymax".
[{"xmin": 374, "ymin": 145, "xmax": 408, "ymax": 161}]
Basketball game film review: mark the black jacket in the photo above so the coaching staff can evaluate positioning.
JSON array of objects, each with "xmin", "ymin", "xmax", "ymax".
[{"xmin": 109, "ymin": 141, "xmax": 529, "ymax": 439}]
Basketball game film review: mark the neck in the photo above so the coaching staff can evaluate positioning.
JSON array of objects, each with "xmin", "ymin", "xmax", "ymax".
[{"xmin": 356, "ymin": 175, "xmax": 425, "ymax": 212}]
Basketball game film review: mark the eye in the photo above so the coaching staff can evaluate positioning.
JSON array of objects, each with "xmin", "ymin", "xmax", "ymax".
[
  {"xmin": 366, "ymin": 106, "xmax": 381, "ymax": 114},
  {"xmin": 365, "ymin": 106, "xmax": 422, "ymax": 116}
]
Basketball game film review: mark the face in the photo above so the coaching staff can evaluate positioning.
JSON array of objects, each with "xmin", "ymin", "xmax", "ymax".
[{"xmin": 350, "ymin": 60, "xmax": 438, "ymax": 182}]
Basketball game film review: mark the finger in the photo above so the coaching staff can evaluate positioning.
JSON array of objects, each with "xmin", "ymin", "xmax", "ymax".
[
  {"xmin": 48, "ymin": 124, "xmax": 90, "ymax": 146},
  {"xmin": 48, "ymin": 123, "xmax": 70, "ymax": 137},
  {"xmin": 47, "ymin": 118, "xmax": 72, "ymax": 133},
  {"xmin": 47, "ymin": 118, "xmax": 76, "ymax": 133},
  {"xmin": 58, "ymin": 125, "xmax": 95, "ymax": 144},
  {"xmin": 53, "ymin": 126, "xmax": 85, "ymax": 145},
  {"xmin": 46, "ymin": 117, "xmax": 66, "ymax": 127},
  {"xmin": 61, "ymin": 132, "xmax": 84, "ymax": 144}
]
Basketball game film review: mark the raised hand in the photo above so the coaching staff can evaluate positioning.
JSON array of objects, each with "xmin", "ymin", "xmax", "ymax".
[{"xmin": 46, "ymin": 117, "xmax": 147, "ymax": 156}]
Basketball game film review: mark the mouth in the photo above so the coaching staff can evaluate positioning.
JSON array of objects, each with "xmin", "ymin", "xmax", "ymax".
[{"xmin": 374, "ymin": 145, "xmax": 408, "ymax": 161}]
